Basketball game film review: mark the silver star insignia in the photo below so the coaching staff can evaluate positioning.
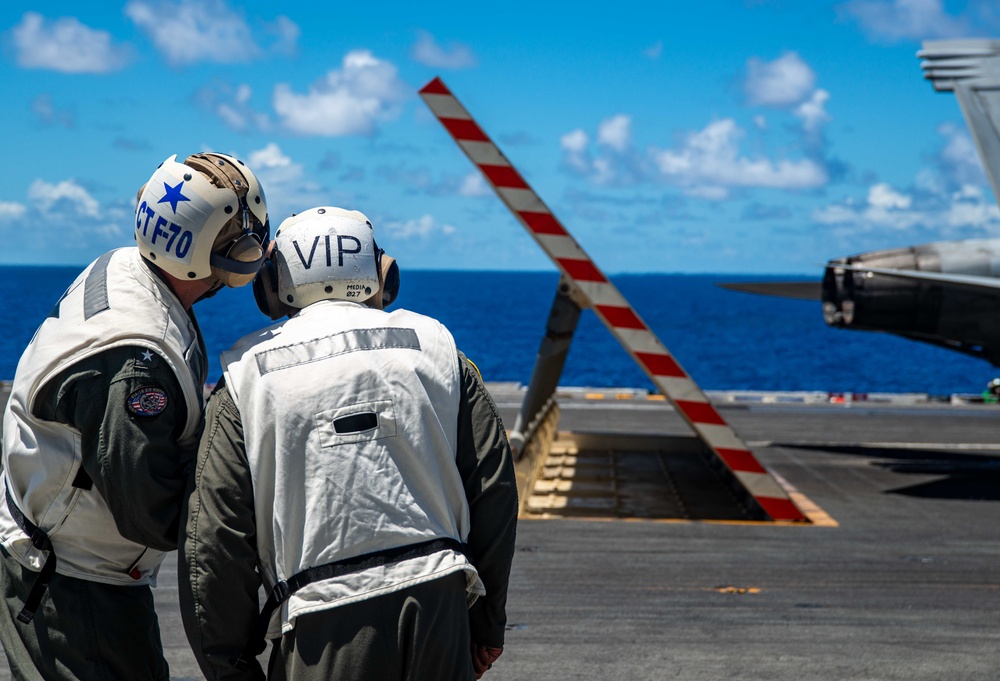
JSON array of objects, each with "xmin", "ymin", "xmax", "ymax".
[{"xmin": 141, "ymin": 350, "xmax": 154, "ymax": 362}]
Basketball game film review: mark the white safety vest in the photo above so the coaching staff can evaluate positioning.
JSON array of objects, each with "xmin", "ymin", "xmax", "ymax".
[
  {"xmin": 0, "ymin": 248, "xmax": 205, "ymax": 585},
  {"xmin": 222, "ymin": 300, "xmax": 484, "ymax": 637}
]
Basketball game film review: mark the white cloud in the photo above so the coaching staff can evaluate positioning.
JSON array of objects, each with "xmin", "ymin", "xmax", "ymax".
[
  {"xmin": 28, "ymin": 179, "xmax": 100, "ymax": 218},
  {"xmin": 913, "ymin": 123, "xmax": 990, "ymax": 199},
  {"xmin": 242, "ymin": 143, "xmax": 341, "ymax": 225},
  {"xmin": 939, "ymin": 124, "xmax": 978, "ymax": 170},
  {"xmin": 2, "ymin": 178, "xmax": 128, "ymax": 253},
  {"xmin": 125, "ymin": 0, "xmax": 261, "ymax": 66},
  {"xmin": 644, "ymin": 41, "xmax": 663, "ymax": 60},
  {"xmin": 813, "ymin": 203, "xmax": 859, "ymax": 225},
  {"xmin": 31, "ymin": 94, "xmax": 75, "ymax": 128},
  {"xmin": 945, "ymin": 185, "xmax": 1000, "ymax": 228},
  {"xmin": 32, "ymin": 95, "xmax": 57, "ymax": 124},
  {"xmin": 249, "ymin": 143, "xmax": 293, "ymax": 171},
  {"xmin": 745, "ymin": 53, "xmax": 832, "ymax": 154},
  {"xmin": 10, "ymin": 12, "xmax": 131, "ymax": 73},
  {"xmin": 598, "ymin": 115, "xmax": 631, "ymax": 152},
  {"xmin": 745, "ymin": 52, "xmax": 816, "ymax": 107},
  {"xmin": 869, "ymin": 182, "xmax": 911, "ymax": 209},
  {"xmin": 267, "ymin": 16, "xmax": 300, "ymax": 56},
  {"xmin": 0, "ymin": 202, "xmax": 27, "ymax": 221},
  {"xmin": 235, "ymin": 83, "xmax": 253, "ymax": 103},
  {"xmin": 216, "ymin": 105, "xmax": 247, "ymax": 130},
  {"xmin": 561, "ymin": 129, "xmax": 589, "ymax": 154},
  {"xmin": 839, "ymin": 0, "xmax": 969, "ymax": 41},
  {"xmin": 273, "ymin": 50, "xmax": 408, "ymax": 136},
  {"xmin": 383, "ymin": 214, "xmax": 456, "ymax": 239},
  {"xmin": 198, "ymin": 82, "xmax": 271, "ymax": 132},
  {"xmin": 795, "ymin": 89, "xmax": 831, "ymax": 134},
  {"xmin": 651, "ymin": 118, "xmax": 828, "ymax": 198},
  {"xmin": 248, "ymin": 144, "xmax": 307, "ymax": 203},
  {"xmin": 560, "ymin": 117, "xmax": 644, "ymax": 186},
  {"xmin": 458, "ymin": 173, "xmax": 490, "ymax": 197},
  {"xmin": 560, "ymin": 131, "xmax": 592, "ymax": 177},
  {"xmin": 562, "ymin": 110, "xmax": 829, "ymax": 194},
  {"xmin": 815, "ymin": 115, "xmax": 1000, "ymax": 239},
  {"xmin": 936, "ymin": 122, "xmax": 987, "ymax": 188},
  {"xmin": 814, "ymin": 182, "xmax": 1000, "ymax": 233},
  {"xmin": 411, "ymin": 30, "xmax": 476, "ymax": 69},
  {"xmin": 590, "ymin": 157, "xmax": 622, "ymax": 186}
]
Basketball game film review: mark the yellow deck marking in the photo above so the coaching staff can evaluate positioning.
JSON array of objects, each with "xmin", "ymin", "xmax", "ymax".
[{"xmin": 769, "ymin": 470, "xmax": 839, "ymax": 527}]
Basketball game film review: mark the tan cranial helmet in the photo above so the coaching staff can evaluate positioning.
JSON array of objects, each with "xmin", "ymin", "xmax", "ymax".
[{"xmin": 135, "ymin": 152, "xmax": 269, "ymax": 287}]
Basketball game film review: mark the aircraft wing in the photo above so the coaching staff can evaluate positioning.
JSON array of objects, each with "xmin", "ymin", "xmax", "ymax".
[{"xmin": 716, "ymin": 281, "xmax": 821, "ymax": 300}]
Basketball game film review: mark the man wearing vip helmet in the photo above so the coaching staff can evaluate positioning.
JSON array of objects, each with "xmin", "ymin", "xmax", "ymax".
[
  {"xmin": 179, "ymin": 207, "xmax": 517, "ymax": 681},
  {"xmin": 0, "ymin": 152, "xmax": 269, "ymax": 680}
]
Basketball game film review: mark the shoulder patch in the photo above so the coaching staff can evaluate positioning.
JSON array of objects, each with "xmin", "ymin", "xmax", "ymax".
[{"xmin": 126, "ymin": 386, "xmax": 168, "ymax": 417}]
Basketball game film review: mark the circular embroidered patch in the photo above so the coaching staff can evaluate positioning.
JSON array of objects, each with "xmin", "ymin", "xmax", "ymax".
[{"xmin": 126, "ymin": 386, "xmax": 168, "ymax": 417}]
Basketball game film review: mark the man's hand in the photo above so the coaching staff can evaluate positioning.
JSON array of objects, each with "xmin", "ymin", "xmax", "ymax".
[{"xmin": 471, "ymin": 644, "xmax": 503, "ymax": 679}]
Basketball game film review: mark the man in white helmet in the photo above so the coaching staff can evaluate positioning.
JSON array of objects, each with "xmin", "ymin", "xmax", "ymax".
[
  {"xmin": 0, "ymin": 152, "xmax": 269, "ymax": 680},
  {"xmin": 179, "ymin": 206, "xmax": 517, "ymax": 681}
]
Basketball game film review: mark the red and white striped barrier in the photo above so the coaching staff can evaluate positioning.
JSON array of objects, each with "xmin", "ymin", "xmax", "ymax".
[{"xmin": 419, "ymin": 77, "xmax": 806, "ymax": 522}]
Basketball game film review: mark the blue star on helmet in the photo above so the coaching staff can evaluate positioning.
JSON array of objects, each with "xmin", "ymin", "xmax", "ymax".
[{"xmin": 158, "ymin": 181, "xmax": 190, "ymax": 214}]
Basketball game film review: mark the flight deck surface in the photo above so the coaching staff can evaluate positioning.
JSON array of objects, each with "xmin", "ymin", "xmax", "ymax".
[{"xmin": 0, "ymin": 386, "xmax": 998, "ymax": 680}]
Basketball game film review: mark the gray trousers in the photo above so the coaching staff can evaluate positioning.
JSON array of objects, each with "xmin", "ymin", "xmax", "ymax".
[
  {"xmin": 267, "ymin": 571, "xmax": 475, "ymax": 681},
  {"xmin": 0, "ymin": 547, "xmax": 169, "ymax": 681}
]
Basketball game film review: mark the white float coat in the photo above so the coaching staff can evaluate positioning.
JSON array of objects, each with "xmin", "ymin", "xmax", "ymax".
[
  {"xmin": 0, "ymin": 248, "xmax": 205, "ymax": 585},
  {"xmin": 221, "ymin": 299, "xmax": 484, "ymax": 637}
]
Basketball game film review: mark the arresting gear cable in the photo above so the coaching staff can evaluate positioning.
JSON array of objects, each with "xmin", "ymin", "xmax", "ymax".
[
  {"xmin": 236, "ymin": 536, "xmax": 466, "ymax": 670},
  {"xmin": 4, "ymin": 481, "xmax": 57, "ymax": 624}
]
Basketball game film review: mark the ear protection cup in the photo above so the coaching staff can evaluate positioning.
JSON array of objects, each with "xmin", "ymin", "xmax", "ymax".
[
  {"xmin": 364, "ymin": 245, "xmax": 400, "ymax": 310},
  {"xmin": 380, "ymin": 254, "xmax": 399, "ymax": 308},
  {"xmin": 252, "ymin": 255, "xmax": 295, "ymax": 320},
  {"xmin": 212, "ymin": 232, "xmax": 265, "ymax": 287}
]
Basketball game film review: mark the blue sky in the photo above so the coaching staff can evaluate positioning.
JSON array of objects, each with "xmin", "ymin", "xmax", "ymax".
[{"xmin": 2, "ymin": 0, "xmax": 1000, "ymax": 274}]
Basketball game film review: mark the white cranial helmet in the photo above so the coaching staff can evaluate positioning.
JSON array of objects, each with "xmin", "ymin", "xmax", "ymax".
[
  {"xmin": 270, "ymin": 207, "xmax": 380, "ymax": 309},
  {"xmin": 135, "ymin": 152, "xmax": 269, "ymax": 286}
]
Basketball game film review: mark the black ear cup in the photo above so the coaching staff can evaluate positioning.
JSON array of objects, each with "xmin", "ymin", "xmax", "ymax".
[
  {"xmin": 381, "ymin": 256, "xmax": 399, "ymax": 308},
  {"xmin": 252, "ymin": 257, "xmax": 293, "ymax": 320},
  {"xmin": 367, "ymin": 245, "xmax": 399, "ymax": 310}
]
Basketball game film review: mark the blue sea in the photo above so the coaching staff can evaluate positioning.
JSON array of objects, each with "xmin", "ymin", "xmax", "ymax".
[{"xmin": 0, "ymin": 266, "xmax": 993, "ymax": 396}]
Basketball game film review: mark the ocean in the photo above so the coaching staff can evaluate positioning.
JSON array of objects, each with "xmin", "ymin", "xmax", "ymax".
[{"xmin": 0, "ymin": 266, "xmax": 993, "ymax": 396}]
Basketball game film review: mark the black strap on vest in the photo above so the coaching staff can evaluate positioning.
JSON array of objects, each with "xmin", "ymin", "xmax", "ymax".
[
  {"xmin": 234, "ymin": 537, "xmax": 465, "ymax": 670},
  {"xmin": 4, "ymin": 481, "xmax": 57, "ymax": 624},
  {"xmin": 71, "ymin": 468, "xmax": 93, "ymax": 491}
]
